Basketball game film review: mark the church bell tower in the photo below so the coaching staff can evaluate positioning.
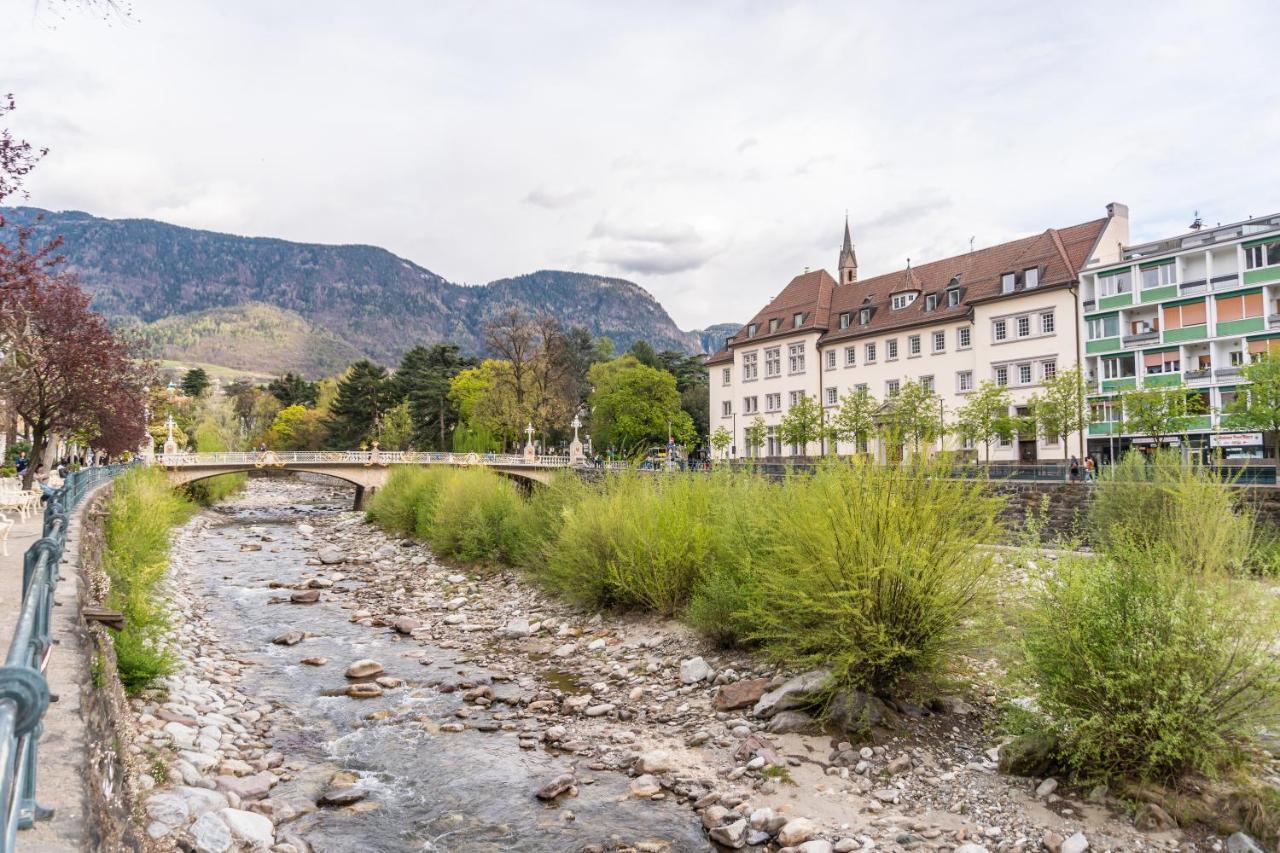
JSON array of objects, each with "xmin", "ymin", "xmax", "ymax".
[{"xmin": 838, "ymin": 215, "xmax": 858, "ymax": 284}]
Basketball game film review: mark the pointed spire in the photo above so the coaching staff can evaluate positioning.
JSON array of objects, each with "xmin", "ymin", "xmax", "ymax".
[{"xmin": 838, "ymin": 213, "xmax": 858, "ymax": 284}]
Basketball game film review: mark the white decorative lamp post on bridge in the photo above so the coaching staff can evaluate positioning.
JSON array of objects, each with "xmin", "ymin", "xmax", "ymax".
[
  {"xmin": 163, "ymin": 413, "xmax": 179, "ymax": 458},
  {"xmin": 523, "ymin": 422, "xmax": 536, "ymax": 463},
  {"xmin": 569, "ymin": 414, "xmax": 585, "ymax": 465}
]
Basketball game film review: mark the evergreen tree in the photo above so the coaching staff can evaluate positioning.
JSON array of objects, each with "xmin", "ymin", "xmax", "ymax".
[
  {"xmin": 395, "ymin": 344, "xmax": 474, "ymax": 449},
  {"xmin": 267, "ymin": 371, "xmax": 320, "ymax": 408},
  {"xmin": 326, "ymin": 360, "xmax": 391, "ymax": 447},
  {"xmin": 181, "ymin": 367, "xmax": 210, "ymax": 398}
]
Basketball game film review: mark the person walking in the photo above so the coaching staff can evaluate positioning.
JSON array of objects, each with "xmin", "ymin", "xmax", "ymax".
[
  {"xmin": 1069, "ymin": 455, "xmax": 1080, "ymax": 483},
  {"xmin": 1083, "ymin": 455, "xmax": 1096, "ymax": 483}
]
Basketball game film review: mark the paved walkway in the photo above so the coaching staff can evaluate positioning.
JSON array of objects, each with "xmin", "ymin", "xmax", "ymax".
[{"xmin": 0, "ymin": 494, "xmax": 102, "ymax": 852}]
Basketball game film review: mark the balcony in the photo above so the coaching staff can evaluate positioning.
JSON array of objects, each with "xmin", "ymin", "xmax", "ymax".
[
  {"xmin": 1213, "ymin": 273, "xmax": 1242, "ymax": 289},
  {"xmin": 1179, "ymin": 279, "xmax": 1209, "ymax": 296},
  {"xmin": 1121, "ymin": 330, "xmax": 1160, "ymax": 346},
  {"xmin": 1088, "ymin": 422, "xmax": 1119, "ymax": 436},
  {"xmin": 1269, "ymin": 312, "xmax": 1280, "ymax": 329},
  {"xmin": 1082, "ymin": 299, "xmax": 1096, "ymax": 312},
  {"xmin": 1215, "ymin": 366, "xmax": 1243, "ymax": 379},
  {"xmin": 1183, "ymin": 368, "xmax": 1212, "ymax": 382}
]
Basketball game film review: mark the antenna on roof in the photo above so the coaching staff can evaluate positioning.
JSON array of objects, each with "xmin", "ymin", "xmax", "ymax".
[
  {"xmin": 906, "ymin": 258, "xmax": 911, "ymax": 269},
  {"xmin": 803, "ymin": 266, "xmax": 809, "ymax": 273},
  {"xmin": 969, "ymin": 236, "xmax": 975, "ymax": 253},
  {"xmin": 1189, "ymin": 211, "xmax": 1203, "ymax": 231}
]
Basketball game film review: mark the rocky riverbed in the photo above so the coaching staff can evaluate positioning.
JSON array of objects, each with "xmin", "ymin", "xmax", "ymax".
[{"xmin": 127, "ymin": 477, "xmax": 1252, "ymax": 852}]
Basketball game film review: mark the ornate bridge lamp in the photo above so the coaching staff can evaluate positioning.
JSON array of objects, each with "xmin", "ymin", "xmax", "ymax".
[
  {"xmin": 569, "ymin": 414, "xmax": 585, "ymax": 465},
  {"xmin": 523, "ymin": 422, "xmax": 536, "ymax": 463},
  {"xmin": 163, "ymin": 414, "xmax": 179, "ymax": 460}
]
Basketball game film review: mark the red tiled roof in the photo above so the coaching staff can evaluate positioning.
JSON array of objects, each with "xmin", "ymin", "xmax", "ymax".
[{"xmin": 706, "ymin": 217, "xmax": 1107, "ymax": 363}]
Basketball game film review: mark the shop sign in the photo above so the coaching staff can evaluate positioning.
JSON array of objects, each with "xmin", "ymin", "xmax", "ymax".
[{"xmin": 1211, "ymin": 432, "xmax": 1263, "ymax": 448}]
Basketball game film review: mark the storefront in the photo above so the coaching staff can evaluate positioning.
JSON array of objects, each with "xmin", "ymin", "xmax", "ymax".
[{"xmin": 1208, "ymin": 431, "xmax": 1265, "ymax": 461}]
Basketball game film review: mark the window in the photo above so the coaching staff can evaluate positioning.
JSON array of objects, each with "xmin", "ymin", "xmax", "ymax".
[
  {"xmin": 825, "ymin": 349, "xmax": 837, "ymax": 370},
  {"xmin": 844, "ymin": 346, "xmax": 856, "ymax": 366},
  {"xmin": 721, "ymin": 368, "xmax": 731, "ymax": 386},
  {"xmin": 787, "ymin": 343, "xmax": 805, "ymax": 373},
  {"xmin": 1016, "ymin": 316, "xmax": 1031, "ymax": 338},
  {"xmin": 1040, "ymin": 311, "xmax": 1055, "ymax": 334},
  {"xmin": 859, "ymin": 308, "xmax": 871, "ymax": 325},
  {"xmin": 1141, "ymin": 262, "xmax": 1175, "ymax": 289},
  {"xmin": 925, "ymin": 294, "xmax": 938, "ymax": 312},
  {"xmin": 1086, "ymin": 314, "xmax": 1120, "ymax": 339},
  {"xmin": 825, "ymin": 387, "xmax": 838, "ymax": 406},
  {"xmin": 1143, "ymin": 351, "xmax": 1179, "ymax": 375},
  {"xmin": 768, "ymin": 318, "xmax": 781, "ymax": 333},
  {"xmin": 957, "ymin": 370, "xmax": 974, "ymax": 392},
  {"xmin": 1102, "ymin": 355, "xmax": 1136, "ymax": 379},
  {"xmin": 958, "ymin": 326, "xmax": 972, "ymax": 349},
  {"xmin": 1216, "ymin": 291, "xmax": 1265, "ymax": 322},
  {"xmin": 765, "ymin": 347, "xmax": 781, "ymax": 377},
  {"xmin": 788, "ymin": 390, "xmax": 804, "ymax": 407},
  {"xmin": 993, "ymin": 319, "xmax": 1008, "ymax": 341},
  {"xmin": 743, "ymin": 396, "xmax": 758, "ymax": 414},
  {"xmin": 865, "ymin": 342, "xmax": 877, "ymax": 363},
  {"xmin": 1091, "ymin": 401, "xmax": 1121, "ymax": 424},
  {"xmin": 765, "ymin": 393, "xmax": 781, "ymax": 412},
  {"xmin": 995, "ymin": 365, "xmax": 1009, "ymax": 386},
  {"xmin": 932, "ymin": 330, "xmax": 945, "ymax": 353},
  {"xmin": 887, "ymin": 339, "xmax": 899, "ymax": 360},
  {"xmin": 920, "ymin": 375, "xmax": 934, "ymax": 393},
  {"xmin": 1162, "ymin": 300, "xmax": 1207, "ymax": 330},
  {"xmin": 1001, "ymin": 273, "xmax": 1016, "ymax": 293},
  {"xmin": 1018, "ymin": 363, "xmax": 1033, "ymax": 385},
  {"xmin": 1231, "ymin": 350, "xmax": 1245, "ymax": 366},
  {"xmin": 908, "ymin": 335, "xmax": 921, "ymax": 356},
  {"xmin": 1097, "ymin": 270, "xmax": 1133, "ymax": 296},
  {"xmin": 1024, "ymin": 267, "xmax": 1040, "ymax": 289},
  {"xmin": 747, "ymin": 323, "xmax": 758, "ymax": 338},
  {"xmin": 839, "ymin": 312, "xmax": 851, "ymax": 329},
  {"xmin": 948, "ymin": 289, "xmax": 961, "ymax": 307},
  {"xmin": 721, "ymin": 400, "xmax": 732, "ymax": 417},
  {"xmin": 1245, "ymin": 241, "xmax": 1280, "ymax": 269},
  {"xmin": 742, "ymin": 352, "xmax": 758, "ymax": 381},
  {"xmin": 886, "ymin": 379, "xmax": 900, "ymax": 397},
  {"xmin": 793, "ymin": 312, "xmax": 805, "ymax": 328},
  {"xmin": 891, "ymin": 292, "xmax": 917, "ymax": 310},
  {"xmin": 1042, "ymin": 360, "xmax": 1057, "ymax": 380}
]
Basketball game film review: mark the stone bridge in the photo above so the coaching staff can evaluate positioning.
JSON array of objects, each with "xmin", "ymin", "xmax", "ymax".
[{"xmin": 152, "ymin": 450, "xmax": 588, "ymax": 508}]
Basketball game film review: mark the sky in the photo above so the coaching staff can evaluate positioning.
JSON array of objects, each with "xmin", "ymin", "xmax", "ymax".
[{"xmin": 3, "ymin": 0, "xmax": 1278, "ymax": 331}]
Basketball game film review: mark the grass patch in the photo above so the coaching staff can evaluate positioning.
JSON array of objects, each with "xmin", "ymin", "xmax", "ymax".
[{"xmin": 102, "ymin": 467, "xmax": 195, "ymax": 693}]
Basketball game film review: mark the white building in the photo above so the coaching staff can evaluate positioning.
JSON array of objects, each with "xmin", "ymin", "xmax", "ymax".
[{"xmin": 707, "ymin": 205, "xmax": 1130, "ymax": 461}]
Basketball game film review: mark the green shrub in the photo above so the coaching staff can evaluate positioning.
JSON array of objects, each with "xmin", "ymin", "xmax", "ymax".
[
  {"xmin": 366, "ymin": 467, "xmax": 446, "ymax": 535},
  {"xmin": 183, "ymin": 473, "xmax": 246, "ymax": 506},
  {"xmin": 503, "ymin": 471, "xmax": 594, "ymax": 569},
  {"xmin": 1090, "ymin": 451, "xmax": 1254, "ymax": 575},
  {"xmin": 741, "ymin": 457, "xmax": 1005, "ymax": 694},
  {"xmin": 102, "ymin": 467, "xmax": 195, "ymax": 692},
  {"xmin": 1021, "ymin": 539, "xmax": 1280, "ymax": 782},
  {"xmin": 426, "ymin": 469, "xmax": 525, "ymax": 564}
]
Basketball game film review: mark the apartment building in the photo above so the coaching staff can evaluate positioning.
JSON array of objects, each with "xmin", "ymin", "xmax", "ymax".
[
  {"xmin": 707, "ymin": 204, "xmax": 1129, "ymax": 460},
  {"xmin": 1080, "ymin": 211, "xmax": 1280, "ymax": 461}
]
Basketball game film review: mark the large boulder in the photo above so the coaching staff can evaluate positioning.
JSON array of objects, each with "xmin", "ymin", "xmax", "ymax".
[
  {"xmin": 187, "ymin": 812, "xmax": 232, "ymax": 853},
  {"xmin": 827, "ymin": 690, "xmax": 898, "ymax": 740},
  {"xmin": 344, "ymin": 659, "xmax": 385, "ymax": 678},
  {"xmin": 679, "ymin": 657, "xmax": 713, "ymax": 684},
  {"xmin": 218, "ymin": 808, "xmax": 275, "ymax": 848},
  {"xmin": 714, "ymin": 678, "xmax": 771, "ymax": 711},
  {"xmin": 753, "ymin": 670, "xmax": 830, "ymax": 718},
  {"xmin": 317, "ymin": 545, "xmax": 346, "ymax": 564},
  {"xmin": 997, "ymin": 731, "xmax": 1061, "ymax": 778}
]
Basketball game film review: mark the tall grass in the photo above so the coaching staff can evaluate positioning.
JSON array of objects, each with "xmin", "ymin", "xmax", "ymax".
[
  {"xmin": 366, "ymin": 467, "xmax": 446, "ymax": 535},
  {"xmin": 426, "ymin": 468, "xmax": 525, "ymax": 563},
  {"xmin": 102, "ymin": 467, "xmax": 195, "ymax": 692},
  {"xmin": 185, "ymin": 418, "xmax": 246, "ymax": 505}
]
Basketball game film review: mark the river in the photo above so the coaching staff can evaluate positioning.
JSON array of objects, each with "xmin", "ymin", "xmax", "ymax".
[{"xmin": 170, "ymin": 479, "xmax": 710, "ymax": 852}]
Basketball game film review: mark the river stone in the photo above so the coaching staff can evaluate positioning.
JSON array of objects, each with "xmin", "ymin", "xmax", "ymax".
[
  {"xmin": 534, "ymin": 773, "xmax": 575, "ymax": 800},
  {"xmin": 1228, "ymin": 833, "xmax": 1265, "ymax": 853},
  {"xmin": 239, "ymin": 542, "xmax": 261, "ymax": 551},
  {"xmin": 502, "ymin": 618, "xmax": 532, "ymax": 638},
  {"xmin": 214, "ymin": 771, "xmax": 276, "ymax": 800},
  {"xmin": 714, "ymin": 678, "xmax": 771, "ymax": 711},
  {"xmin": 998, "ymin": 731, "xmax": 1060, "ymax": 777},
  {"xmin": 318, "ymin": 786, "xmax": 367, "ymax": 806},
  {"xmin": 175, "ymin": 786, "xmax": 230, "ymax": 817},
  {"xmin": 301, "ymin": 657, "xmax": 328, "ymax": 667},
  {"xmin": 187, "ymin": 812, "xmax": 232, "ymax": 853},
  {"xmin": 219, "ymin": 807, "xmax": 275, "ymax": 847},
  {"xmin": 767, "ymin": 710, "xmax": 817, "ymax": 734},
  {"xmin": 955, "ymin": 846, "xmax": 990, "ymax": 853},
  {"xmin": 272, "ymin": 631, "xmax": 304, "ymax": 646},
  {"xmin": 393, "ymin": 617, "xmax": 421, "ymax": 634},
  {"xmin": 1060, "ymin": 832, "xmax": 1090, "ymax": 853},
  {"xmin": 679, "ymin": 656, "xmax": 712, "ymax": 684},
  {"xmin": 144, "ymin": 791, "xmax": 190, "ymax": 829},
  {"xmin": 346, "ymin": 683, "xmax": 384, "ymax": 698},
  {"xmin": 778, "ymin": 817, "xmax": 819, "ymax": 846},
  {"xmin": 297, "ymin": 523, "xmax": 315, "ymax": 536},
  {"xmin": 345, "ymin": 659, "xmax": 385, "ymax": 678},
  {"xmin": 1134, "ymin": 802, "xmax": 1176, "ymax": 831},
  {"xmin": 827, "ymin": 690, "xmax": 897, "ymax": 740},
  {"xmin": 709, "ymin": 818, "xmax": 749, "ymax": 848},
  {"xmin": 634, "ymin": 750, "xmax": 673, "ymax": 774},
  {"xmin": 753, "ymin": 670, "xmax": 830, "ymax": 718},
  {"xmin": 797, "ymin": 842, "xmax": 835, "ymax": 853},
  {"xmin": 290, "ymin": 589, "xmax": 321, "ymax": 604},
  {"xmin": 317, "ymin": 545, "xmax": 346, "ymax": 564},
  {"xmin": 629, "ymin": 774, "xmax": 661, "ymax": 797}
]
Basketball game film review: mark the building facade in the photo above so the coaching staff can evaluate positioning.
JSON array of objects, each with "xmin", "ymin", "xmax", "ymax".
[
  {"xmin": 707, "ymin": 205, "xmax": 1129, "ymax": 461},
  {"xmin": 1079, "ymin": 212, "xmax": 1280, "ymax": 462}
]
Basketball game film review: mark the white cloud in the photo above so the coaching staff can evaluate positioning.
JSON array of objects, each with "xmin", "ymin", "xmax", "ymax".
[{"xmin": 2, "ymin": 0, "xmax": 1276, "ymax": 329}]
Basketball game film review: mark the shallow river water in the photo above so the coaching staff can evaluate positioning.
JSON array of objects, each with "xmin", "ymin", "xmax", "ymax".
[{"xmin": 180, "ymin": 484, "xmax": 710, "ymax": 852}]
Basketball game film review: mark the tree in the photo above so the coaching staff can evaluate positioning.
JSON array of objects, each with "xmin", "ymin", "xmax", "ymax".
[
  {"xmin": 710, "ymin": 426, "xmax": 732, "ymax": 460},
  {"xmin": 778, "ymin": 393, "xmax": 824, "ymax": 456},
  {"xmin": 1223, "ymin": 354, "xmax": 1280, "ymax": 472},
  {"xmin": 375, "ymin": 401, "xmax": 415, "ymax": 450},
  {"xmin": 587, "ymin": 356, "xmax": 694, "ymax": 456},
  {"xmin": 181, "ymin": 367, "xmax": 210, "ymax": 398},
  {"xmin": 629, "ymin": 339, "xmax": 659, "ymax": 369},
  {"xmin": 265, "ymin": 404, "xmax": 328, "ymax": 450},
  {"xmin": 1029, "ymin": 366, "xmax": 1087, "ymax": 463},
  {"xmin": 326, "ymin": 360, "xmax": 391, "ymax": 447},
  {"xmin": 0, "ymin": 95, "xmax": 46, "ymax": 208},
  {"xmin": 830, "ymin": 386, "xmax": 877, "ymax": 454},
  {"xmin": 883, "ymin": 380, "xmax": 944, "ymax": 455},
  {"xmin": 745, "ymin": 416, "xmax": 767, "ymax": 458},
  {"xmin": 954, "ymin": 381, "xmax": 1014, "ymax": 464},
  {"xmin": 1120, "ymin": 385, "xmax": 1206, "ymax": 445},
  {"xmin": 394, "ymin": 344, "xmax": 473, "ymax": 449},
  {"xmin": 267, "ymin": 371, "xmax": 320, "ymax": 408},
  {"xmin": 484, "ymin": 308, "xmax": 539, "ymax": 414}
]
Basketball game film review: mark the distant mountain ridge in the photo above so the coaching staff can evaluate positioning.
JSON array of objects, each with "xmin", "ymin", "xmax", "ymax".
[{"xmin": 6, "ymin": 207, "xmax": 734, "ymax": 375}]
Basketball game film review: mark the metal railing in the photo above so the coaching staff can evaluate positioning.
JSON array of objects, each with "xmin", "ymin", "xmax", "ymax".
[
  {"xmin": 152, "ymin": 450, "xmax": 587, "ymax": 468},
  {"xmin": 0, "ymin": 464, "xmax": 126, "ymax": 848}
]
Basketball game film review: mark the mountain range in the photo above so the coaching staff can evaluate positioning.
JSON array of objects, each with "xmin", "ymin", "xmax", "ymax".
[{"xmin": 5, "ymin": 207, "xmax": 735, "ymax": 377}]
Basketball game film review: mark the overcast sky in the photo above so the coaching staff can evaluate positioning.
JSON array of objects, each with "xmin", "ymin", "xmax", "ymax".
[{"xmin": 4, "ymin": 0, "xmax": 1277, "ymax": 330}]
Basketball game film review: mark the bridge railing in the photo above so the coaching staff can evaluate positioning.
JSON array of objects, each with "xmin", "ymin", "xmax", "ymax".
[
  {"xmin": 0, "ymin": 463, "xmax": 128, "ymax": 849},
  {"xmin": 153, "ymin": 450, "xmax": 582, "ymax": 468}
]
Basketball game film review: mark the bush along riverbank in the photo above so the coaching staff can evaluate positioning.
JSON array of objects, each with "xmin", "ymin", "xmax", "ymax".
[{"xmin": 365, "ymin": 456, "xmax": 1280, "ymax": 848}]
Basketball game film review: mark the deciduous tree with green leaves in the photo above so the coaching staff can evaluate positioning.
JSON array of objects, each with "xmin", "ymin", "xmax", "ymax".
[
  {"xmin": 1029, "ymin": 365, "xmax": 1087, "ymax": 462},
  {"xmin": 882, "ymin": 380, "xmax": 944, "ymax": 455},
  {"xmin": 1223, "ymin": 354, "xmax": 1280, "ymax": 472},
  {"xmin": 710, "ymin": 425, "xmax": 732, "ymax": 459},
  {"xmin": 954, "ymin": 381, "xmax": 1013, "ymax": 464},
  {"xmin": 778, "ymin": 393, "xmax": 824, "ymax": 456},
  {"xmin": 1120, "ymin": 385, "xmax": 1206, "ymax": 445},
  {"xmin": 587, "ymin": 356, "xmax": 694, "ymax": 457},
  {"xmin": 830, "ymin": 386, "xmax": 877, "ymax": 454},
  {"xmin": 745, "ymin": 416, "xmax": 767, "ymax": 458}
]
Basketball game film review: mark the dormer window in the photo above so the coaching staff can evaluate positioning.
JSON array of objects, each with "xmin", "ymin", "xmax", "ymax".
[
  {"xmin": 1001, "ymin": 273, "xmax": 1016, "ymax": 294},
  {"xmin": 1024, "ymin": 267, "xmax": 1040, "ymax": 289},
  {"xmin": 859, "ymin": 308, "xmax": 871, "ymax": 325},
  {"xmin": 839, "ymin": 312, "xmax": 851, "ymax": 329},
  {"xmin": 769, "ymin": 318, "xmax": 781, "ymax": 333},
  {"xmin": 925, "ymin": 294, "xmax": 938, "ymax": 312},
  {"xmin": 747, "ymin": 323, "xmax": 758, "ymax": 338},
  {"xmin": 793, "ymin": 312, "xmax": 805, "ymax": 328},
  {"xmin": 890, "ymin": 292, "xmax": 918, "ymax": 310},
  {"xmin": 948, "ymin": 289, "xmax": 961, "ymax": 307}
]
